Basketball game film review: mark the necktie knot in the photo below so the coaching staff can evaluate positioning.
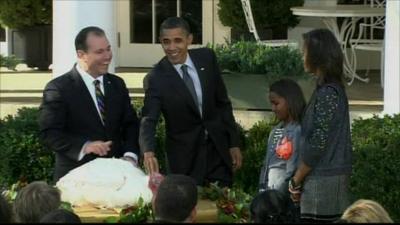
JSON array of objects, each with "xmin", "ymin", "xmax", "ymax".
[
  {"xmin": 181, "ymin": 64, "xmax": 188, "ymax": 74},
  {"xmin": 93, "ymin": 79, "xmax": 101, "ymax": 86}
]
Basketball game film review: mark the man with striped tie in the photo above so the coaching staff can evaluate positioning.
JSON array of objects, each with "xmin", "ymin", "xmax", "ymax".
[{"xmin": 39, "ymin": 26, "xmax": 140, "ymax": 182}]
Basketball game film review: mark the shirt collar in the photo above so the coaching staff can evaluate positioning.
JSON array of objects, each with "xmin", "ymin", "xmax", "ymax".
[
  {"xmin": 76, "ymin": 63, "xmax": 104, "ymax": 84},
  {"xmin": 173, "ymin": 54, "xmax": 195, "ymax": 72}
]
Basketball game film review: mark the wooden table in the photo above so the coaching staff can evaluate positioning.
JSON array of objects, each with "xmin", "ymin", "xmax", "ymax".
[{"xmin": 73, "ymin": 199, "xmax": 218, "ymax": 223}]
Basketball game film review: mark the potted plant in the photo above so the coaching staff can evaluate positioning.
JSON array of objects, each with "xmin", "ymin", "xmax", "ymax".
[
  {"xmin": 218, "ymin": 0, "xmax": 304, "ymax": 41},
  {"xmin": 0, "ymin": 0, "xmax": 52, "ymax": 70}
]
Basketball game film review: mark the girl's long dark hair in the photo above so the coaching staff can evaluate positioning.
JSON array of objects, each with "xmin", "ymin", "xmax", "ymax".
[{"xmin": 270, "ymin": 78, "xmax": 306, "ymax": 122}]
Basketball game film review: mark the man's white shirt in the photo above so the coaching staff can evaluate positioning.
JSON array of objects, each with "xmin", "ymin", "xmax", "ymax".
[
  {"xmin": 75, "ymin": 64, "xmax": 138, "ymax": 163},
  {"xmin": 173, "ymin": 55, "xmax": 203, "ymax": 116}
]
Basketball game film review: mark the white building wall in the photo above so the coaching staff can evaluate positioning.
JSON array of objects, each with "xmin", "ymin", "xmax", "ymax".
[
  {"xmin": 0, "ymin": 41, "xmax": 7, "ymax": 56},
  {"xmin": 213, "ymin": 0, "xmax": 231, "ymax": 45},
  {"xmin": 52, "ymin": 0, "xmax": 116, "ymax": 77}
]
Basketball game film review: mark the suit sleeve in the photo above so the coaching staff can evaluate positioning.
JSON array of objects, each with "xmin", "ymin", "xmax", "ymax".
[
  {"xmin": 139, "ymin": 72, "xmax": 162, "ymax": 153},
  {"xmin": 119, "ymin": 79, "xmax": 140, "ymax": 157},
  {"xmin": 211, "ymin": 49, "xmax": 240, "ymax": 148},
  {"xmin": 38, "ymin": 81, "xmax": 87, "ymax": 161}
]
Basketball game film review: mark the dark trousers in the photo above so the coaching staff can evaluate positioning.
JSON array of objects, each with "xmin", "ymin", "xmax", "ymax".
[{"xmin": 190, "ymin": 136, "xmax": 232, "ymax": 188}]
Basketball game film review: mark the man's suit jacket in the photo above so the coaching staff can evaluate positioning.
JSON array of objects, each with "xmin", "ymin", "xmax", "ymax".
[
  {"xmin": 140, "ymin": 48, "xmax": 239, "ymax": 175},
  {"xmin": 39, "ymin": 66, "xmax": 140, "ymax": 182}
]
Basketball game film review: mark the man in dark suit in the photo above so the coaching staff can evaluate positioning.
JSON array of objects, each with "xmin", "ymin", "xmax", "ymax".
[
  {"xmin": 140, "ymin": 17, "xmax": 242, "ymax": 187},
  {"xmin": 39, "ymin": 26, "xmax": 140, "ymax": 182}
]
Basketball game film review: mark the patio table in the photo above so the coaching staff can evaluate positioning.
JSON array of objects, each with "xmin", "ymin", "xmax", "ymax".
[{"xmin": 291, "ymin": 5, "xmax": 385, "ymax": 85}]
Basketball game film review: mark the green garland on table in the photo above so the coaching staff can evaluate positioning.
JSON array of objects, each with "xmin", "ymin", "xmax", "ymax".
[
  {"xmin": 104, "ymin": 197, "xmax": 153, "ymax": 223},
  {"xmin": 199, "ymin": 182, "xmax": 252, "ymax": 223}
]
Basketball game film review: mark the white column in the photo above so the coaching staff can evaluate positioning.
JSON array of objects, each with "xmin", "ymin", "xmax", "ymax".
[
  {"xmin": 383, "ymin": 0, "xmax": 400, "ymax": 114},
  {"xmin": 52, "ymin": 0, "xmax": 117, "ymax": 77}
]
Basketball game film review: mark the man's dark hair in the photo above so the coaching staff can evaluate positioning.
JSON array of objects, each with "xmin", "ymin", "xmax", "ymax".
[
  {"xmin": 40, "ymin": 209, "xmax": 81, "ymax": 223},
  {"xmin": 13, "ymin": 181, "xmax": 61, "ymax": 223},
  {"xmin": 159, "ymin": 17, "xmax": 191, "ymax": 37},
  {"xmin": 302, "ymin": 28, "xmax": 344, "ymax": 86},
  {"xmin": 0, "ymin": 194, "xmax": 13, "ymax": 223},
  {"xmin": 75, "ymin": 26, "xmax": 106, "ymax": 52},
  {"xmin": 269, "ymin": 78, "xmax": 306, "ymax": 122},
  {"xmin": 154, "ymin": 174, "xmax": 197, "ymax": 222}
]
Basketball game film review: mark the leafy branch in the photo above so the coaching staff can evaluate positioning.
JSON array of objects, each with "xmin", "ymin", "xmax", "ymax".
[
  {"xmin": 104, "ymin": 197, "xmax": 153, "ymax": 223},
  {"xmin": 199, "ymin": 182, "xmax": 252, "ymax": 223}
]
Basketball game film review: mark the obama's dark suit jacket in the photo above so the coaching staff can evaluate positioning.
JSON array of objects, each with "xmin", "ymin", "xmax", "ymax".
[{"xmin": 140, "ymin": 48, "xmax": 239, "ymax": 185}]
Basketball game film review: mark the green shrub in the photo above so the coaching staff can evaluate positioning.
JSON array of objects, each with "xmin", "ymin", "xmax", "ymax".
[
  {"xmin": 134, "ymin": 99, "xmax": 167, "ymax": 174},
  {"xmin": 0, "ymin": 54, "xmax": 22, "ymax": 71},
  {"xmin": 211, "ymin": 40, "xmax": 268, "ymax": 74},
  {"xmin": 0, "ymin": 0, "xmax": 52, "ymax": 29},
  {"xmin": 218, "ymin": 0, "xmax": 304, "ymax": 32},
  {"xmin": 0, "ymin": 107, "xmax": 54, "ymax": 186},
  {"xmin": 218, "ymin": 0, "xmax": 248, "ymax": 33},
  {"xmin": 351, "ymin": 114, "xmax": 400, "ymax": 222},
  {"xmin": 263, "ymin": 46, "xmax": 306, "ymax": 78},
  {"xmin": 154, "ymin": 116, "xmax": 167, "ymax": 174},
  {"xmin": 210, "ymin": 41, "xmax": 307, "ymax": 78}
]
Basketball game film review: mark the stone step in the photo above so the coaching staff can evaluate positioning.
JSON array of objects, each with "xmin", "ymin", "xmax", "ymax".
[{"xmin": 0, "ymin": 88, "xmax": 145, "ymax": 103}]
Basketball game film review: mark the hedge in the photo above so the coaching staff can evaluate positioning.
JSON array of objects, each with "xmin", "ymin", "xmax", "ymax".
[
  {"xmin": 0, "ymin": 107, "xmax": 54, "ymax": 187},
  {"xmin": 350, "ymin": 114, "xmax": 400, "ymax": 222},
  {"xmin": 208, "ymin": 41, "xmax": 307, "ymax": 78},
  {"xmin": 0, "ymin": 107, "xmax": 399, "ymax": 222}
]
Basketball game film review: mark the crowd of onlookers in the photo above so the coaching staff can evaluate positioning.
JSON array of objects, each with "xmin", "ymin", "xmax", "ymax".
[
  {"xmin": 0, "ymin": 181, "xmax": 81, "ymax": 223},
  {"xmin": 249, "ymin": 190, "xmax": 393, "ymax": 223},
  {"xmin": 0, "ymin": 176, "xmax": 394, "ymax": 223}
]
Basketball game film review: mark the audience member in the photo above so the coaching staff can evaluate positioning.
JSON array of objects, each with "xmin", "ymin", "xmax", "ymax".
[
  {"xmin": 340, "ymin": 199, "xmax": 393, "ymax": 223},
  {"xmin": 13, "ymin": 181, "xmax": 61, "ymax": 223},
  {"xmin": 250, "ymin": 189, "xmax": 299, "ymax": 223},
  {"xmin": 0, "ymin": 194, "xmax": 13, "ymax": 223},
  {"xmin": 153, "ymin": 174, "xmax": 198, "ymax": 223},
  {"xmin": 40, "ymin": 208, "xmax": 81, "ymax": 223}
]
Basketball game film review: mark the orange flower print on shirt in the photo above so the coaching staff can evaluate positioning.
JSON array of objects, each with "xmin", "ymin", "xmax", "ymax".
[{"xmin": 275, "ymin": 136, "xmax": 293, "ymax": 160}]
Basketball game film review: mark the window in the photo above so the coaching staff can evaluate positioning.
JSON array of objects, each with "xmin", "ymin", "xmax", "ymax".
[{"xmin": 130, "ymin": 0, "xmax": 202, "ymax": 44}]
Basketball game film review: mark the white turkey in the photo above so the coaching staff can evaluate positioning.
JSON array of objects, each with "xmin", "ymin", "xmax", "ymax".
[{"xmin": 56, "ymin": 158, "xmax": 153, "ymax": 209}]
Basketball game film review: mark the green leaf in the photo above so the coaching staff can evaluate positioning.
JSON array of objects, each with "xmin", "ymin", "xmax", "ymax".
[
  {"xmin": 59, "ymin": 201, "xmax": 73, "ymax": 211},
  {"xmin": 103, "ymin": 216, "xmax": 120, "ymax": 223}
]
